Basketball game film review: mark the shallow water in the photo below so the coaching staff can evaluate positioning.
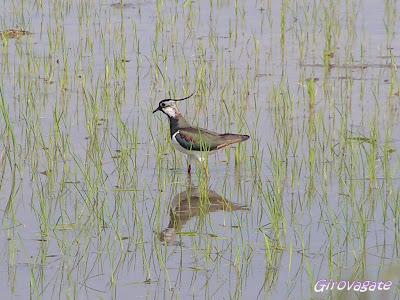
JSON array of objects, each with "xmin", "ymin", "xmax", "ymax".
[{"xmin": 1, "ymin": 0, "xmax": 400, "ymax": 299}]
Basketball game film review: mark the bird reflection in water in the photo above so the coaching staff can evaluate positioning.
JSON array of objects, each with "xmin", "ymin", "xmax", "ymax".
[{"xmin": 159, "ymin": 174, "xmax": 249, "ymax": 245}]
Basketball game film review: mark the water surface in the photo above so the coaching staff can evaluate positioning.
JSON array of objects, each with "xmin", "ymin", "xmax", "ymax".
[{"xmin": 1, "ymin": 0, "xmax": 400, "ymax": 299}]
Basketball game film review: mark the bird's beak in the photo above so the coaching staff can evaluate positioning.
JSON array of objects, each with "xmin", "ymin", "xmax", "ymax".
[{"xmin": 153, "ymin": 106, "xmax": 161, "ymax": 113}]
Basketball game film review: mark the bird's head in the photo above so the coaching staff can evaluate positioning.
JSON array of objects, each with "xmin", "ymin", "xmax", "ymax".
[{"xmin": 153, "ymin": 92, "xmax": 195, "ymax": 118}]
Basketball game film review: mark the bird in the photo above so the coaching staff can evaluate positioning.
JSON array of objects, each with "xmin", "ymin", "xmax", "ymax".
[{"xmin": 153, "ymin": 92, "xmax": 250, "ymax": 175}]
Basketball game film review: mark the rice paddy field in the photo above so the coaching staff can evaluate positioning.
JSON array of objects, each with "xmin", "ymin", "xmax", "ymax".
[{"xmin": 1, "ymin": 0, "xmax": 400, "ymax": 299}]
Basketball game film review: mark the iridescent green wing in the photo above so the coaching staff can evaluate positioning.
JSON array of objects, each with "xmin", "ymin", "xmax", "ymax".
[{"xmin": 175, "ymin": 128, "xmax": 221, "ymax": 151}]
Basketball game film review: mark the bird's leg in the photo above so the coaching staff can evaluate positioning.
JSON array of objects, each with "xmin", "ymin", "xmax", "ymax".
[
  {"xmin": 187, "ymin": 155, "xmax": 193, "ymax": 174},
  {"xmin": 186, "ymin": 170, "xmax": 192, "ymax": 184}
]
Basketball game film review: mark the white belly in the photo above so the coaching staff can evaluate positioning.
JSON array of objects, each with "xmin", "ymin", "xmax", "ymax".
[{"xmin": 171, "ymin": 131, "xmax": 217, "ymax": 162}]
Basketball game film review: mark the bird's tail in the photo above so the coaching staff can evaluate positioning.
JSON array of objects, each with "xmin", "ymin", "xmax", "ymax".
[{"xmin": 216, "ymin": 134, "xmax": 250, "ymax": 149}]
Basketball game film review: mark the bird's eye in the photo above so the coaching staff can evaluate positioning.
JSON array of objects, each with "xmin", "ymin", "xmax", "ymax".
[{"xmin": 160, "ymin": 102, "xmax": 166, "ymax": 107}]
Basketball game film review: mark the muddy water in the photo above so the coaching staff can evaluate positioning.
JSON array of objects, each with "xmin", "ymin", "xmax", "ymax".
[{"xmin": 0, "ymin": 0, "xmax": 399, "ymax": 299}]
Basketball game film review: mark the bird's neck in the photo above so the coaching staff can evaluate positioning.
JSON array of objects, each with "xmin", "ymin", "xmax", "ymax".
[{"xmin": 168, "ymin": 114, "xmax": 190, "ymax": 137}]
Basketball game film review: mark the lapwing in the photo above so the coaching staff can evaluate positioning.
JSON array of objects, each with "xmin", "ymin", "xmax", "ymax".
[{"xmin": 153, "ymin": 93, "xmax": 250, "ymax": 175}]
